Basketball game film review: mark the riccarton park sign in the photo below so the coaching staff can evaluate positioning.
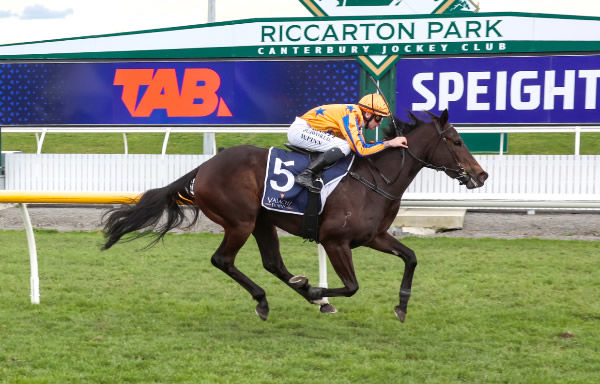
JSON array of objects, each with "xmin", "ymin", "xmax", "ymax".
[
  {"xmin": 1, "ymin": 13, "xmax": 599, "ymax": 64},
  {"xmin": 1, "ymin": 9, "xmax": 600, "ymax": 153}
]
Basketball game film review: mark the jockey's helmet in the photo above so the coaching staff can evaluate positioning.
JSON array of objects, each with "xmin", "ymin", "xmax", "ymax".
[{"xmin": 357, "ymin": 93, "xmax": 390, "ymax": 117}]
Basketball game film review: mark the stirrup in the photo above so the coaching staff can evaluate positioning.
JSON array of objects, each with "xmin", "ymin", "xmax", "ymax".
[
  {"xmin": 305, "ymin": 178, "xmax": 323, "ymax": 193},
  {"xmin": 296, "ymin": 173, "xmax": 323, "ymax": 193}
]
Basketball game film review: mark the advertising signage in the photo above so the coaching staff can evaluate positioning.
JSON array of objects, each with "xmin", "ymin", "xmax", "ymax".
[
  {"xmin": 396, "ymin": 54, "xmax": 600, "ymax": 124},
  {"xmin": 0, "ymin": 60, "xmax": 360, "ymax": 126},
  {"xmin": 1, "ymin": 13, "xmax": 600, "ymax": 79}
]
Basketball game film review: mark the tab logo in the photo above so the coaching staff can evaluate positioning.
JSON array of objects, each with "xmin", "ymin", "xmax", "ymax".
[{"xmin": 113, "ymin": 68, "xmax": 232, "ymax": 117}]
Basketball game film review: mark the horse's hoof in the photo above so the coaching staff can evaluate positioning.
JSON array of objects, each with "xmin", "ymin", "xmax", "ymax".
[
  {"xmin": 289, "ymin": 275, "xmax": 308, "ymax": 288},
  {"xmin": 320, "ymin": 303, "xmax": 337, "ymax": 314},
  {"xmin": 394, "ymin": 306, "xmax": 406, "ymax": 323},
  {"xmin": 255, "ymin": 301, "xmax": 269, "ymax": 321}
]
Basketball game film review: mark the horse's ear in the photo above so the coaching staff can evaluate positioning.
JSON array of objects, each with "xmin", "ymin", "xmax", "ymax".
[
  {"xmin": 440, "ymin": 109, "xmax": 449, "ymax": 126},
  {"xmin": 408, "ymin": 111, "xmax": 418, "ymax": 123}
]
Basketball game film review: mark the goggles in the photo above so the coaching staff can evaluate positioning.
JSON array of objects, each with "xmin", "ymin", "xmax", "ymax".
[{"xmin": 373, "ymin": 115, "xmax": 384, "ymax": 123}]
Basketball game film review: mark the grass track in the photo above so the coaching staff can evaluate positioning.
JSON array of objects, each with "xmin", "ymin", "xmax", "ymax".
[{"xmin": 1, "ymin": 230, "xmax": 599, "ymax": 383}]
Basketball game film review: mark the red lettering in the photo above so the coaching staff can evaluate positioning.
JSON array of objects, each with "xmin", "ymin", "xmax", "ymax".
[
  {"xmin": 136, "ymin": 68, "xmax": 180, "ymax": 117},
  {"xmin": 113, "ymin": 69, "xmax": 154, "ymax": 116},
  {"xmin": 113, "ymin": 68, "xmax": 232, "ymax": 118},
  {"xmin": 173, "ymin": 68, "xmax": 220, "ymax": 117}
]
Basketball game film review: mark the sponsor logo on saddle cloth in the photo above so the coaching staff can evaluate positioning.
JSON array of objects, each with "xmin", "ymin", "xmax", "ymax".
[{"xmin": 262, "ymin": 147, "xmax": 354, "ymax": 215}]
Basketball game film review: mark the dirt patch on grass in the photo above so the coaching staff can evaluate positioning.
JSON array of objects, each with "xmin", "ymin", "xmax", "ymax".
[{"xmin": 1, "ymin": 204, "xmax": 599, "ymax": 241}]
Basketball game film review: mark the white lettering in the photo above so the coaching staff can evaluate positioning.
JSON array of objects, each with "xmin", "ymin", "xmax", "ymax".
[
  {"xmin": 467, "ymin": 72, "xmax": 491, "ymax": 111},
  {"xmin": 410, "ymin": 68, "xmax": 599, "ymax": 113},
  {"xmin": 511, "ymin": 71, "xmax": 540, "ymax": 110},
  {"xmin": 412, "ymin": 72, "xmax": 436, "ymax": 110},
  {"xmin": 544, "ymin": 70, "xmax": 575, "ymax": 110},
  {"xmin": 439, "ymin": 72, "xmax": 464, "ymax": 110},
  {"xmin": 579, "ymin": 69, "xmax": 600, "ymax": 109},
  {"xmin": 495, "ymin": 71, "xmax": 507, "ymax": 110}
]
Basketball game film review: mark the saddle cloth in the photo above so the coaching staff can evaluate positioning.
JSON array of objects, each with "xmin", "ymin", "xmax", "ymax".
[{"xmin": 261, "ymin": 147, "xmax": 354, "ymax": 215}]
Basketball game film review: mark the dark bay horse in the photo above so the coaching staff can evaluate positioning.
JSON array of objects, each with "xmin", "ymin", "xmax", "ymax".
[{"xmin": 102, "ymin": 109, "xmax": 488, "ymax": 322}]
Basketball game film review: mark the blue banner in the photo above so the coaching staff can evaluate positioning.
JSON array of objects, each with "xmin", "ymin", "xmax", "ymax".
[
  {"xmin": 0, "ymin": 60, "xmax": 360, "ymax": 126},
  {"xmin": 396, "ymin": 55, "xmax": 600, "ymax": 124}
]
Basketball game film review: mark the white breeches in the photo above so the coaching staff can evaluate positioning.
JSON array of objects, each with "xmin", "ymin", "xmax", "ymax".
[{"xmin": 287, "ymin": 117, "xmax": 351, "ymax": 156}]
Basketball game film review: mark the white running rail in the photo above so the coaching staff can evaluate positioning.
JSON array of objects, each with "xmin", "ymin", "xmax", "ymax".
[{"xmin": 4, "ymin": 153, "xmax": 600, "ymax": 209}]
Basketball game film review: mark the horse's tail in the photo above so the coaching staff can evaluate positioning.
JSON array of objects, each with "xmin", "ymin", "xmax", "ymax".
[{"xmin": 102, "ymin": 166, "xmax": 201, "ymax": 250}]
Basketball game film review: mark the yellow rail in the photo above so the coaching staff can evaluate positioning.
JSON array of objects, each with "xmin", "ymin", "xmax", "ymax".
[{"xmin": 0, "ymin": 191, "xmax": 142, "ymax": 204}]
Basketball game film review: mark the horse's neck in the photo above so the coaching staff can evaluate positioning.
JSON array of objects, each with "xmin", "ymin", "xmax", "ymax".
[
  {"xmin": 354, "ymin": 146, "xmax": 425, "ymax": 195},
  {"xmin": 405, "ymin": 122, "xmax": 440, "ymax": 163},
  {"xmin": 354, "ymin": 123, "xmax": 440, "ymax": 194}
]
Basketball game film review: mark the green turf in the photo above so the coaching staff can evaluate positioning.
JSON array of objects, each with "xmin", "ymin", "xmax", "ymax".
[
  {"xmin": 2, "ymin": 131, "xmax": 599, "ymax": 155},
  {"xmin": 507, "ymin": 132, "xmax": 600, "ymax": 155},
  {"xmin": 1, "ymin": 230, "xmax": 599, "ymax": 383},
  {"xmin": 1, "ymin": 132, "xmax": 288, "ymax": 154}
]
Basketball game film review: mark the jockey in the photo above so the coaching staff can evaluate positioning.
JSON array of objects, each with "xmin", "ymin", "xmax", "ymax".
[{"xmin": 287, "ymin": 93, "xmax": 409, "ymax": 192}]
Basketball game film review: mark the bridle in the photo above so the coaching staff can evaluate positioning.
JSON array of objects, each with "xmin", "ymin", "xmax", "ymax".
[
  {"xmin": 408, "ymin": 120, "xmax": 471, "ymax": 186},
  {"xmin": 349, "ymin": 119, "xmax": 471, "ymax": 201}
]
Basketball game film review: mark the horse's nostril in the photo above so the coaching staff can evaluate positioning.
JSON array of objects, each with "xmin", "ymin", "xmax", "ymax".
[{"xmin": 479, "ymin": 172, "xmax": 489, "ymax": 184}]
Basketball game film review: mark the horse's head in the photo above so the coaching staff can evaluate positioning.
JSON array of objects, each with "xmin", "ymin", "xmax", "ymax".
[{"xmin": 388, "ymin": 110, "xmax": 488, "ymax": 189}]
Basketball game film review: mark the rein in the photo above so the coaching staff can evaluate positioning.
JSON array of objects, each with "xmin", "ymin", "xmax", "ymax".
[
  {"xmin": 348, "ymin": 169, "xmax": 403, "ymax": 200},
  {"xmin": 349, "ymin": 120, "xmax": 470, "ymax": 200}
]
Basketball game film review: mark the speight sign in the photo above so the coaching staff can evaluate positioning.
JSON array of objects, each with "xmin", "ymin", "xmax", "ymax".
[{"xmin": 396, "ymin": 54, "xmax": 600, "ymax": 124}]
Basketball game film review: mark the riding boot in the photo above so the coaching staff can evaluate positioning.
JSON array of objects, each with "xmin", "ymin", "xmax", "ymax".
[{"xmin": 295, "ymin": 147, "xmax": 345, "ymax": 192}]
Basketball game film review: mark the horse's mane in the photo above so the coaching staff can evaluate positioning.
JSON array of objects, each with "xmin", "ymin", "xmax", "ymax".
[{"xmin": 383, "ymin": 111, "xmax": 429, "ymax": 140}]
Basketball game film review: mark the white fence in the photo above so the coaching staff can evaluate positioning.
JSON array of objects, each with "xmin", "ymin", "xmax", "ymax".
[
  {"xmin": 404, "ymin": 155, "xmax": 600, "ymax": 209},
  {"xmin": 5, "ymin": 153, "xmax": 600, "ymax": 209},
  {"xmin": 5, "ymin": 154, "xmax": 210, "ymax": 192}
]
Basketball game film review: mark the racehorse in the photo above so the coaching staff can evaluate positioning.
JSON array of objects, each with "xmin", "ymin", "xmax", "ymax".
[{"xmin": 102, "ymin": 109, "xmax": 488, "ymax": 322}]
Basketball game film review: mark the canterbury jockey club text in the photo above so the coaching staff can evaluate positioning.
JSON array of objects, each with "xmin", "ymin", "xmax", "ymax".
[
  {"xmin": 259, "ymin": 20, "xmax": 503, "ymax": 56},
  {"xmin": 113, "ymin": 68, "xmax": 231, "ymax": 117}
]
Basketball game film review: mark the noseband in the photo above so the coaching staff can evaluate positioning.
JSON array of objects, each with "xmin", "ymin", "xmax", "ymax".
[{"xmin": 349, "ymin": 119, "xmax": 470, "ymax": 200}]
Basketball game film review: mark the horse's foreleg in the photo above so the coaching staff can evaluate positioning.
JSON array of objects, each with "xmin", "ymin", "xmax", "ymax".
[
  {"xmin": 308, "ymin": 242, "xmax": 359, "ymax": 300},
  {"xmin": 367, "ymin": 232, "xmax": 417, "ymax": 322},
  {"xmin": 210, "ymin": 226, "xmax": 270, "ymax": 320},
  {"xmin": 252, "ymin": 217, "xmax": 330, "ymax": 310}
]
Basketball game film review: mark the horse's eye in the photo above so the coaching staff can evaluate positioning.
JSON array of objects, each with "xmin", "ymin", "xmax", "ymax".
[{"xmin": 454, "ymin": 140, "xmax": 462, "ymax": 146}]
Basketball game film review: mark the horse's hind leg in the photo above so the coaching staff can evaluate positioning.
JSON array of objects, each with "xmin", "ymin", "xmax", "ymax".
[
  {"xmin": 210, "ymin": 225, "xmax": 270, "ymax": 320},
  {"xmin": 252, "ymin": 215, "xmax": 332, "ymax": 311}
]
